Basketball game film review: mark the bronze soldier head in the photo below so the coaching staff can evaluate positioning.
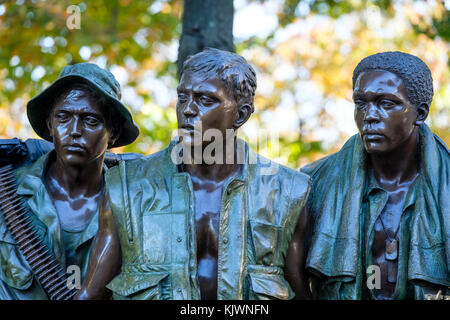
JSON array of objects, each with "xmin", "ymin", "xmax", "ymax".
[
  {"xmin": 26, "ymin": 63, "xmax": 139, "ymax": 167},
  {"xmin": 47, "ymin": 84, "xmax": 118, "ymax": 167},
  {"xmin": 353, "ymin": 51, "xmax": 433, "ymax": 153},
  {"xmin": 352, "ymin": 51, "xmax": 433, "ymax": 154},
  {"xmin": 176, "ymin": 48, "xmax": 257, "ymax": 147}
]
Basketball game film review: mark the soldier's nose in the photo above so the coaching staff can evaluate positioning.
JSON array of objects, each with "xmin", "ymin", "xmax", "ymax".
[
  {"xmin": 183, "ymin": 100, "xmax": 198, "ymax": 117},
  {"xmin": 364, "ymin": 103, "xmax": 380, "ymax": 122},
  {"xmin": 69, "ymin": 118, "xmax": 82, "ymax": 137}
]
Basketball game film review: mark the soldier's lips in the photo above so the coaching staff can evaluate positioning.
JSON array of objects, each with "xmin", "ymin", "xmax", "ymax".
[
  {"xmin": 363, "ymin": 132, "xmax": 384, "ymax": 140},
  {"xmin": 64, "ymin": 144, "xmax": 85, "ymax": 152},
  {"xmin": 179, "ymin": 125, "xmax": 197, "ymax": 134}
]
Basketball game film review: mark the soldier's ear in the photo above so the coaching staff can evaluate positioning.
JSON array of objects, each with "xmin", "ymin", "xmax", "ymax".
[
  {"xmin": 415, "ymin": 102, "xmax": 429, "ymax": 126},
  {"xmin": 107, "ymin": 126, "xmax": 121, "ymax": 149},
  {"xmin": 233, "ymin": 103, "xmax": 252, "ymax": 129},
  {"xmin": 107, "ymin": 135, "xmax": 118, "ymax": 149}
]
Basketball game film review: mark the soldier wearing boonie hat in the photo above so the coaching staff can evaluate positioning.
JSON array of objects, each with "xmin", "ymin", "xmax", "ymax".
[
  {"xmin": 27, "ymin": 63, "xmax": 139, "ymax": 148},
  {"xmin": 0, "ymin": 63, "xmax": 139, "ymax": 300}
]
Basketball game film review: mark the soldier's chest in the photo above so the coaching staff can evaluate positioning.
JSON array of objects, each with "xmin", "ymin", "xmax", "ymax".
[
  {"xmin": 193, "ymin": 185, "xmax": 223, "ymax": 252},
  {"xmin": 51, "ymin": 192, "xmax": 99, "ymax": 232},
  {"xmin": 370, "ymin": 184, "xmax": 412, "ymax": 296},
  {"xmin": 372, "ymin": 187, "xmax": 409, "ymax": 257}
]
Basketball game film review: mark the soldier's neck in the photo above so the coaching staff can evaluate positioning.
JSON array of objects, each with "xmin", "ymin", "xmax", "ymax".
[
  {"xmin": 46, "ymin": 154, "xmax": 105, "ymax": 197},
  {"xmin": 184, "ymin": 137, "xmax": 241, "ymax": 183},
  {"xmin": 185, "ymin": 161, "xmax": 240, "ymax": 185},
  {"xmin": 369, "ymin": 131, "xmax": 420, "ymax": 190}
]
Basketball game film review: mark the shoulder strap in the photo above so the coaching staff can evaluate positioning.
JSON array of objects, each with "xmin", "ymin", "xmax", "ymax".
[{"xmin": 118, "ymin": 160, "xmax": 134, "ymax": 243}]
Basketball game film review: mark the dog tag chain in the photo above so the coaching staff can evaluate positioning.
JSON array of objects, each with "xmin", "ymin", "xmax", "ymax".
[{"xmin": 378, "ymin": 215, "xmax": 400, "ymax": 284}]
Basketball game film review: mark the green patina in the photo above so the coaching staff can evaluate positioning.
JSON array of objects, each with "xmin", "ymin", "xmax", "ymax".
[
  {"xmin": 105, "ymin": 139, "xmax": 310, "ymax": 300},
  {"xmin": 0, "ymin": 152, "xmax": 99, "ymax": 300},
  {"xmin": 301, "ymin": 124, "xmax": 450, "ymax": 300}
]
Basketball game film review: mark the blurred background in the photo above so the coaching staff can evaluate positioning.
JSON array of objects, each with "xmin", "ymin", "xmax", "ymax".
[{"xmin": 0, "ymin": 0, "xmax": 448, "ymax": 168}]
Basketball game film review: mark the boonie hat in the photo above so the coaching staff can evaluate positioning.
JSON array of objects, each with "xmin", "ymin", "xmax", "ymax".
[{"xmin": 27, "ymin": 63, "xmax": 139, "ymax": 148}]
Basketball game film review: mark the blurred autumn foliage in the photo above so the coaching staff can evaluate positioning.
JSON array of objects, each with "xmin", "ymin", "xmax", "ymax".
[{"xmin": 0, "ymin": 0, "xmax": 448, "ymax": 168}]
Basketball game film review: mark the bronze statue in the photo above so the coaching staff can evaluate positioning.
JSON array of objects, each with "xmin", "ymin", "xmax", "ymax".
[
  {"xmin": 77, "ymin": 48, "xmax": 311, "ymax": 300},
  {"xmin": 0, "ymin": 63, "xmax": 139, "ymax": 299},
  {"xmin": 301, "ymin": 51, "xmax": 450, "ymax": 299}
]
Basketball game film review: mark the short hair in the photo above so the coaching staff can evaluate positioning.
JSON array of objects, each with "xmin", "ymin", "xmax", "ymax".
[
  {"xmin": 179, "ymin": 48, "xmax": 257, "ymax": 112},
  {"xmin": 352, "ymin": 51, "xmax": 433, "ymax": 109},
  {"xmin": 49, "ymin": 83, "xmax": 122, "ymax": 147}
]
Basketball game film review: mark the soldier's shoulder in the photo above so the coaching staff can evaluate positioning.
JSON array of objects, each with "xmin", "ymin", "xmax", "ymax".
[
  {"xmin": 433, "ymin": 133, "xmax": 450, "ymax": 158},
  {"xmin": 299, "ymin": 153, "xmax": 335, "ymax": 177},
  {"xmin": 14, "ymin": 152, "xmax": 49, "ymax": 184},
  {"xmin": 299, "ymin": 135, "xmax": 358, "ymax": 178},
  {"xmin": 253, "ymin": 152, "xmax": 311, "ymax": 193},
  {"xmin": 278, "ymin": 161, "xmax": 310, "ymax": 187},
  {"xmin": 115, "ymin": 146, "xmax": 173, "ymax": 177}
]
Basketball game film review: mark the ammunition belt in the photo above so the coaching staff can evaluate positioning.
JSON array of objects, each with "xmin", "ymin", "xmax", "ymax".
[{"xmin": 0, "ymin": 164, "xmax": 77, "ymax": 300}]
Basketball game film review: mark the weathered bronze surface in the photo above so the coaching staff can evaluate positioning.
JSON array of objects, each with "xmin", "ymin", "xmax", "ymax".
[
  {"xmin": 301, "ymin": 51, "xmax": 450, "ymax": 300},
  {"xmin": 0, "ymin": 164, "xmax": 77, "ymax": 300},
  {"xmin": 0, "ymin": 63, "xmax": 138, "ymax": 300},
  {"xmin": 2, "ymin": 50, "xmax": 446, "ymax": 301},
  {"xmin": 78, "ymin": 48, "xmax": 311, "ymax": 300}
]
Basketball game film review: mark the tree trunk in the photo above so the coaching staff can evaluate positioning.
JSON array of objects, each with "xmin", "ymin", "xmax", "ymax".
[{"xmin": 177, "ymin": 0, "xmax": 234, "ymax": 78}]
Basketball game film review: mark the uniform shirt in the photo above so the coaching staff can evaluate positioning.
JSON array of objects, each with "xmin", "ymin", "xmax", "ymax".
[
  {"xmin": 302, "ymin": 124, "xmax": 450, "ymax": 300},
  {"xmin": 105, "ymin": 139, "xmax": 310, "ymax": 300},
  {"xmin": 0, "ymin": 151, "xmax": 100, "ymax": 300},
  {"xmin": 361, "ymin": 169, "xmax": 417, "ymax": 300}
]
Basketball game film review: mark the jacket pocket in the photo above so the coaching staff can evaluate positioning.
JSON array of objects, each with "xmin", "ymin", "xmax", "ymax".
[
  {"xmin": 0, "ymin": 239, "xmax": 34, "ymax": 290},
  {"xmin": 0, "ymin": 217, "xmax": 34, "ymax": 290},
  {"xmin": 248, "ymin": 219, "xmax": 281, "ymax": 266},
  {"xmin": 408, "ymin": 242, "xmax": 450, "ymax": 287},
  {"xmin": 142, "ymin": 213, "xmax": 187, "ymax": 264},
  {"xmin": 106, "ymin": 271, "xmax": 170, "ymax": 300},
  {"xmin": 247, "ymin": 264, "xmax": 294, "ymax": 300}
]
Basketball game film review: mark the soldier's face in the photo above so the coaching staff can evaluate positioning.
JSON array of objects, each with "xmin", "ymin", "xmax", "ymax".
[
  {"xmin": 48, "ymin": 90, "xmax": 111, "ymax": 167},
  {"xmin": 353, "ymin": 70, "xmax": 419, "ymax": 154},
  {"xmin": 176, "ymin": 71, "xmax": 239, "ymax": 147}
]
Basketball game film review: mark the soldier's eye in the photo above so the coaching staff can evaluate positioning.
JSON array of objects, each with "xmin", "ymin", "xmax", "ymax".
[
  {"xmin": 84, "ymin": 116, "xmax": 99, "ymax": 126},
  {"xmin": 178, "ymin": 94, "xmax": 188, "ymax": 103},
  {"xmin": 354, "ymin": 100, "xmax": 366, "ymax": 109},
  {"xmin": 380, "ymin": 100, "xmax": 396, "ymax": 109},
  {"xmin": 55, "ymin": 112, "xmax": 69, "ymax": 122},
  {"xmin": 200, "ymin": 96, "xmax": 215, "ymax": 106}
]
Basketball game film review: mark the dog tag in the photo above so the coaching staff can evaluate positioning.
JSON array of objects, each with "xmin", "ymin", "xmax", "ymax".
[{"xmin": 385, "ymin": 239, "xmax": 398, "ymax": 261}]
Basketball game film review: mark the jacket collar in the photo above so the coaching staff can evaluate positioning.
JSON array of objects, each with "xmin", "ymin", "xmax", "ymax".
[
  {"xmin": 305, "ymin": 124, "xmax": 450, "ymax": 290},
  {"xmin": 167, "ymin": 137, "xmax": 250, "ymax": 187}
]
